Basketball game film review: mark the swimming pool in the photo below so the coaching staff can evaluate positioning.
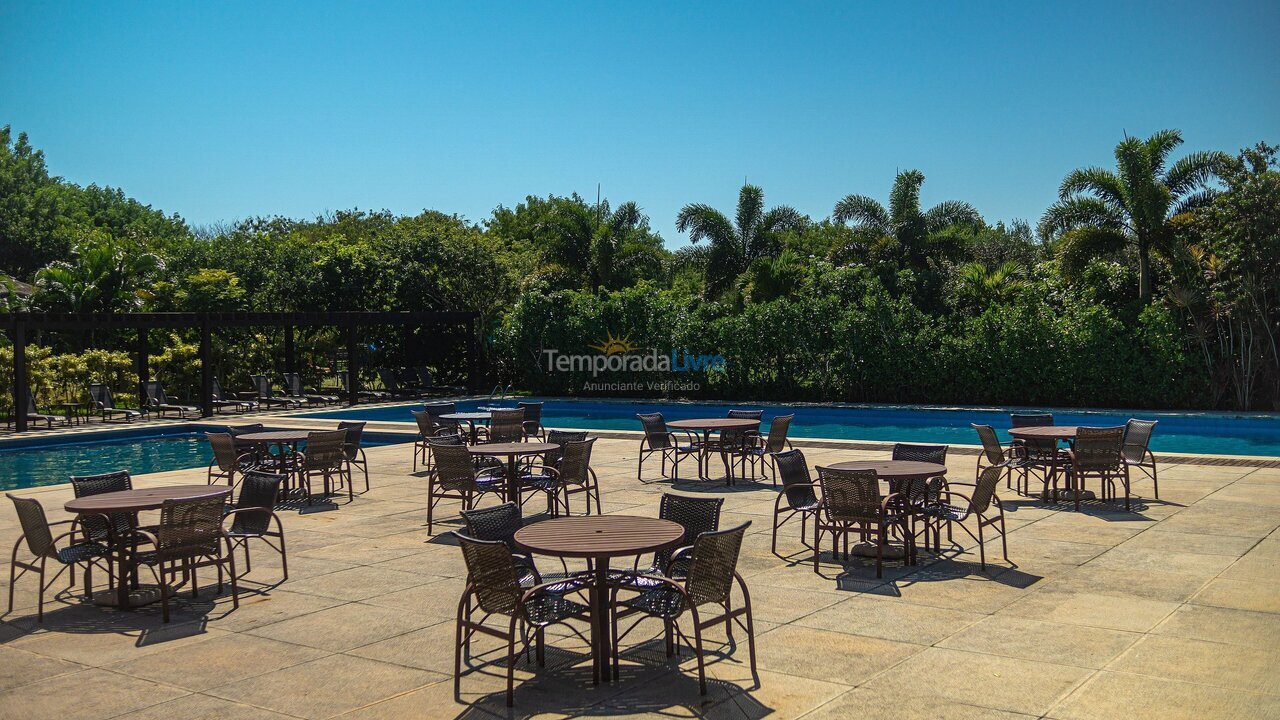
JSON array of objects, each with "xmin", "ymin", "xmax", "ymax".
[
  {"xmin": 0, "ymin": 425, "xmax": 414, "ymax": 491},
  {"xmin": 298, "ymin": 397, "xmax": 1280, "ymax": 457}
]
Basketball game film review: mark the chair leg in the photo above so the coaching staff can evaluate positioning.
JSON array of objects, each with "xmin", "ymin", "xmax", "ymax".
[
  {"xmin": 506, "ymin": 617, "xmax": 518, "ymax": 707},
  {"xmin": 692, "ymin": 615, "xmax": 707, "ymax": 696}
]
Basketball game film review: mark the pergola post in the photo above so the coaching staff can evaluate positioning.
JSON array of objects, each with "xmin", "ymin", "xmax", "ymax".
[
  {"xmin": 284, "ymin": 325, "xmax": 295, "ymax": 375},
  {"xmin": 12, "ymin": 318, "xmax": 28, "ymax": 433},
  {"xmin": 199, "ymin": 318, "xmax": 213, "ymax": 418},
  {"xmin": 136, "ymin": 326, "xmax": 149, "ymax": 406},
  {"xmin": 466, "ymin": 315, "xmax": 478, "ymax": 393},
  {"xmin": 346, "ymin": 323, "xmax": 359, "ymax": 407}
]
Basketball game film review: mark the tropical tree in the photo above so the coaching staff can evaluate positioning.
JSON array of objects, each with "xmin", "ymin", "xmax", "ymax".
[
  {"xmin": 1039, "ymin": 129, "xmax": 1229, "ymax": 302},
  {"xmin": 832, "ymin": 169, "xmax": 981, "ymax": 268},
  {"xmin": 32, "ymin": 236, "xmax": 164, "ymax": 313},
  {"xmin": 954, "ymin": 260, "xmax": 1024, "ymax": 310},
  {"xmin": 676, "ymin": 184, "xmax": 807, "ymax": 297}
]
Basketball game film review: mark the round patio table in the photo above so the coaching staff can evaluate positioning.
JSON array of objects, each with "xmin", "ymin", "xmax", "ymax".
[
  {"xmin": 1007, "ymin": 425, "xmax": 1090, "ymax": 507},
  {"xmin": 515, "ymin": 515, "xmax": 684, "ymax": 684},
  {"xmin": 234, "ymin": 429, "xmax": 315, "ymax": 477},
  {"xmin": 666, "ymin": 418, "xmax": 761, "ymax": 481},
  {"xmin": 825, "ymin": 460, "xmax": 947, "ymax": 559},
  {"xmin": 65, "ymin": 485, "xmax": 230, "ymax": 609},
  {"xmin": 469, "ymin": 442, "xmax": 557, "ymax": 501},
  {"xmin": 441, "ymin": 412, "xmax": 492, "ymax": 444}
]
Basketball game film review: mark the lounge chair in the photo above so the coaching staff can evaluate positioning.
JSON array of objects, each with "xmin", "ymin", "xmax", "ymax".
[
  {"xmin": 338, "ymin": 371, "xmax": 389, "ymax": 402},
  {"xmin": 211, "ymin": 377, "xmax": 257, "ymax": 414},
  {"xmin": 88, "ymin": 384, "xmax": 144, "ymax": 422},
  {"xmin": 143, "ymin": 381, "xmax": 200, "ymax": 418},
  {"xmin": 283, "ymin": 373, "xmax": 339, "ymax": 406},
  {"xmin": 19, "ymin": 389, "xmax": 61, "ymax": 428},
  {"xmin": 376, "ymin": 369, "xmax": 426, "ymax": 399},
  {"xmin": 249, "ymin": 375, "xmax": 303, "ymax": 409},
  {"xmin": 413, "ymin": 367, "xmax": 466, "ymax": 395}
]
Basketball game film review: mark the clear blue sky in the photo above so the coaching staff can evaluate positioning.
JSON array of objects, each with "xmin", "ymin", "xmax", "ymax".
[{"xmin": 2, "ymin": 1, "xmax": 1276, "ymax": 247}]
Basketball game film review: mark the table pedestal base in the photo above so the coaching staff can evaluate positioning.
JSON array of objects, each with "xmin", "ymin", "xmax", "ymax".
[
  {"xmin": 92, "ymin": 585, "xmax": 163, "ymax": 608},
  {"xmin": 1043, "ymin": 489, "xmax": 1096, "ymax": 502},
  {"xmin": 851, "ymin": 542, "xmax": 907, "ymax": 560}
]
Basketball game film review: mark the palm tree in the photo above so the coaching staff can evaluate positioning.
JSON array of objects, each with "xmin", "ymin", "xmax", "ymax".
[
  {"xmin": 832, "ymin": 169, "xmax": 981, "ymax": 267},
  {"xmin": 955, "ymin": 261, "xmax": 1024, "ymax": 309},
  {"xmin": 33, "ymin": 237, "xmax": 163, "ymax": 313},
  {"xmin": 676, "ymin": 184, "xmax": 807, "ymax": 297},
  {"xmin": 1039, "ymin": 129, "xmax": 1229, "ymax": 302}
]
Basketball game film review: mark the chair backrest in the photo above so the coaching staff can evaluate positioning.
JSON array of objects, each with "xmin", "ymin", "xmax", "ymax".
[
  {"xmin": 24, "ymin": 388, "xmax": 39, "ymax": 416},
  {"xmin": 972, "ymin": 424, "xmax": 1006, "ymax": 464},
  {"xmin": 722, "ymin": 409, "xmax": 763, "ymax": 445},
  {"xmin": 637, "ymin": 412, "xmax": 670, "ymax": 449},
  {"xmin": 231, "ymin": 470, "xmax": 285, "ymax": 535},
  {"xmin": 773, "ymin": 449, "xmax": 817, "ymax": 509},
  {"xmin": 425, "ymin": 402, "xmax": 457, "ymax": 421},
  {"xmin": 656, "ymin": 493, "xmax": 724, "ymax": 568},
  {"xmin": 411, "ymin": 410, "xmax": 435, "ymax": 438},
  {"xmin": 518, "ymin": 401, "xmax": 543, "ymax": 424},
  {"xmin": 338, "ymin": 421, "xmax": 366, "ymax": 459},
  {"xmin": 970, "ymin": 464, "xmax": 1005, "ymax": 514},
  {"xmin": 250, "ymin": 375, "xmax": 275, "ymax": 399},
  {"xmin": 487, "ymin": 408, "xmax": 525, "ymax": 443},
  {"xmin": 557, "ymin": 438, "xmax": 596, "ymax": 487},
  {"xmin": 1123, "ymin": 419, "xmax": 1158, "ymax": 463},
  {"xmin": 88, "ymin": 383, "xmax": 112, "ymax": 410},
  {"xmin": 143, "ymin": 381, "xmax": 164, "ymax": 407},
  {"xmin": 7, "ymin": 494, "xmax": 56, "ymax": 559},
  {"xmin": 283, "ymin": 373, "xmax": 304, "ymax": 397},
  {"xmin": 211, "ymin": 376, "xmax": 227, "ymax": 401},
  {"xmin": 1073, "ymin": 426, "xmax": 1125, "ymax": 471},
  {"xmin": 456, "ymin": 534, "xmax": 522, "ymax": 616},
  {"xmin": 155, "ymin": 496, "xmax": 225, "ymax": 561},
  {"xmin": 1011, "ymin": 413, "xmax": 1057, "ymax": 456},
  {"xmin": 545, "ymin": 429, "xmax": 588, "ymax": 466},
  {"xmin": 764, "ymin": 414, "xmax": 794, "ymax": 452},
  {"xmin": 303, "ymin": 429, "xmax": 348, "ymax": 471},
  {"xmin": 891, "ymin": 443, "xmax": 948, "ymax": 465},
  {"xmin": 228, "ymin": 423, "xmax": 265, "ymax": 453},
  {"xmin": 206, "ymin": 432, "xmax": 241, "ymax": 471},
  {"xmin": 816, "ymin": 466, "xmax": 882, "ymax": 522},
  {"xmin": 685, "ymin": 522, "xmax": 749, "ymax": 607},
  {"xmin": 415, "ymin": 367, "xmax": 435, "ymax": 386},
  {"xmin": 428, "ymin": 440, "xmax": 477, "ymax": 491},
  {"xmin": 376, "ymin": 369, "xmax": 400, "ymax": 392},
  {"xmin": 460, "ymin": 502, "xmax": 523, "ymax": 550}
]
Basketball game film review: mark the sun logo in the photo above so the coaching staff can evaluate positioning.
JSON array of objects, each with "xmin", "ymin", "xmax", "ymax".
[{"xmin": 590, "ymin": 332, "xmax": 638, "ymax": 356}]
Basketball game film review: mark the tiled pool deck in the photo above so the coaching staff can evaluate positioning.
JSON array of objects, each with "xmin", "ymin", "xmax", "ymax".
[{"xmin": 1, "ymin": 419, "xmax": 1278, "ymax": 719}]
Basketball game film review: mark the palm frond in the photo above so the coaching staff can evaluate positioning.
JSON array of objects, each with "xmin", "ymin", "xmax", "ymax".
[
  {"xmin": 1165, "ymin": 151, "xmax": 1230, "ymax": 198},
  {"xmin": 1056, "ymin": 226, "xmax": 1130, "ymax": 279},
  {"xmin": 675, "ymin": 204, "xmax": 736, "ymax": 246},
  {"xmin": 1058, "ymin": 166, "xmax": 1126, "ymax": 208},
  {"xmin": 1038, "ymin": 197, "xmax": 1127, "ymax": 239},
  {"xmin": 1144, "ymin": 129, "xmax": 1184, "ymax": 174},
  {"xmin": 760, "ymin": 206, "xmax": 807, "ymax": 234},
  {"xmin": 888, "ymin": 169, "xmax": 925, "ymax": 225},
  {"xmin": 735, "ymin": 184, "xmax": 765, "ymax": 249},
  {"xmin": 1172, "ymin": 188, "xmax": 1218, "ymax": 217},
  {"xmin": 922, "ymin": 200, "xmax": 981, "ymax": 232},
  {"xmin": 832, "ymin": 194, "xmax": 890, "ymax": 233}
]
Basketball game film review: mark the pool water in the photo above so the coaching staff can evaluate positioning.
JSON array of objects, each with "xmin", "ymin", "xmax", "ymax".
[
  {"xmin": 0, "ymin": 428, "xmax": 413, "ymax": 491},
  {"xmin": 299, "ymin": 397, "xmax": 1280, "ymax": 457}
]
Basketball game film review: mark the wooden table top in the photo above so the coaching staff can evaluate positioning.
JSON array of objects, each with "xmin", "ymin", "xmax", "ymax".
[
  {"xmin": 1008, "ymin": 425, "xmax": 1079, "ymax": 440},
  {"xmin": 468, "ymin": 441, "xmax": 557, "ymax": 456},
  {"xmin": 235, "ymin": 430, "xmax": 315, "ymax": 443},
  {"xmin": 65, "ymin": 485, "xmax": 230, "ymax": 514},
  {"xmin": 666, "ymin": 418, "xmax": 760, "ymax": 431},
  {"xmin": 515, "ymin": 515, "xmax": 685, "ymax": 559},
  {"xmin": 440, "ymin": 412, "xmax": 492, "ymax": 421},
  {"xmin": 825, "ymin": 460, "xmax": 948, "ymax": 480}
]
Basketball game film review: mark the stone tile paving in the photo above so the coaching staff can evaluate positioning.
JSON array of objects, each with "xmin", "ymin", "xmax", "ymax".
[{"xmin": 1, "ymin": 429, "xmax": 1278, "ymax": 719}]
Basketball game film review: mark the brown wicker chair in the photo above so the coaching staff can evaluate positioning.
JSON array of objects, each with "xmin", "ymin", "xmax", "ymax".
[
  {"xmin": 610, "ymin": 522, "xmax": 757, "ymax": 695},
  {"xmin": 206, "ymin": 432, "xmax": 256, "ymax": 491},
  {"xmin": 1010, "ymin": 412, "xmax": 1063, "ymax": 497},
  {"xmin": 338, "ymin": 420, "xmax": 370, "ymax": 493},
  {"xmin": 453, "ymin": 534, "xmax": 590, "ymax": 706},
  {"xmin": 972, "ymin": 423, "xmax": 1026, "ymax": 488},
  {"xmin": 741, "ymin": 414, "xmax": 794, "ymax": 485},
  {"xmin": 222, "ymin": 470, "xmax": 288, "ymax": 582},
  {"xmin": 636, "ymin": 412, "xmax": 701, "ymax": 482},
  {"xmin": 770, "ymin": 449, "xmax": 820, "ymax": 555},
  {"xmin": 426, "ymin": 440, "xmax": 506, "ymax": 535},
  {"xmin": 134, "ymin": 495, "xmax": 239, "ymax": 623},
  {"xmin": 708, "ymin": 409, "xmax": 763, "ymax": 485},
  {"xmin": 923, "ymin": 464, "xmax": 1010, "ymax": 570},
  {"xmin": 69, "ymin": 471, "xmax": 144, "ymax": 549},
  {"xmin": 1122, "ymin": 419, "xmax": 1159, "ymax": 500},
  {"xmin": 614, "ymin": 493, "xmax": 724, "ymax": 590},
  {"xmin": 7, "ymin": 494, "xmax": 112, "ymax": 622},
  {"xmin": 295, "ymin": 429, "xmax": 350, "ymax": 504},
  {"xmin": 1065, "ymin": 426, "xmax": 1128, "ymax": 510},
  {"xmin": 813, "ymin": 466, "xmax": 914, "ymax": 578},
  {"xmin": 518, "ymin": 401, "xmax": 545, "ymax": 440},
  {"xmin": 481, "ymin": 408, "xmax": 526, "ymax": 444}
]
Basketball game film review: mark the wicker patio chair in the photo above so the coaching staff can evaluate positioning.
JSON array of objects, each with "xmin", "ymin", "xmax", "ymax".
[
  {"xmin": 481, "ymin": 408, "xmax": 526, "ymax": 444},
  {"xmin": 205, "ymin": 432, "xmax": 257, "ymax": 491},
  {"xmin": 222, "ymin": 470, "xmax": 288, "ymax": 582},
  {"xmin": 610, "ymin": 522, "xmax": 757, "ymax": 695},
  {"xmin": 453, "ymin": 534, "xmax": 591, "ymax": 706},
  {"xmin": 636, "ymin": 412, "xmax": 701, "ymax": 482},
  {"xmin": 459, "ymin": 503, "xmax": 539, "ymax": 585},
  {"xmin": 518, "ymin": 401, "xmax": 545, "ymax": 439},
  {"xmin": 295, "ymin": 429, "xmax": 350, "ymax": 504},
  {"xmin": 740, "ymin": 414, "xmax": 794, "ymax": 485},
  {"xmin": 1122, "ymin": 419, "xmax": 1160, "ymax": 500},
  {"xmin": 770, "ymin": 449, "xmax": 820, "ymax": 555},
  {"xmin": 88, "ymin": 383, "xmax": 143, "ymax": 422},
  {"xmin": 211, "ymin": 376, "xmax": 256, "ymax": 413},
  {"xmin": 227, "ymin": 423, "xmax": 268, "ymax": 465},
  {"xmin": 615, "ymin": 493, "xmax": 724, "ymax": 590},
  {"xmin": 708, "ymin": 409, "xmax": 764, "ymax": 485},
  {"xmin": 250, "ymin": 375, "xmax": 302, "ymax": 409},
  {"xmin": 1010, "ymin": 412, "xmax": 1064, "ymax": 497},
  {"xmin": 518, "ymin": 429, "xmax": 587, "ymax": 488},
  {"xmin": 338, "ymin": 420, "xmax": 370, "ymax": 493},
  {"xmin": 426, "ymin": 440, "xmax": 506, "ymax": 535},
  {"xmin": 283, "ymin": 372, "xmax": 339, "ymax": 406},
  {"xmin": 521, "ymin": 438, "xmax": 600, "ymax": 516},
  {"xmin": 412, "ymin": 410, "xmax": 444, "ymax": 472},
  {"xmin": 7, "ymin": 494, "xmax": 112, "ymax": 622},
  {"xmin": 134, "ymin": 495, "xmax": 239, "ymax": 623},
  {"xmin": 143, "ymin": 381, "xmax": 199, "ymax": 418},
  {"xmin": 1065, "ymin": 426, "xmax": 1129, "ymax": 510},
  {"xmin": 890, "ymin": 443, "xmax": 948, "ymax": 540},
  {"xmin": 813, "ymin": 466, "xmax": 914, "ymax": 578},
  {"xmin": 922, "ymin": 464, "xmax": 1010, "ymax": 570},
  {"xmin": 424, "ymin": 402, "xmax": 459, "ymax": 431},
  {"xmin": 972, "ymin": 423, "xmax": 1027, "ymax": 488},
  {"xmin": 69, "ymin": 470, "xmax": 141, "ymax": 547}
]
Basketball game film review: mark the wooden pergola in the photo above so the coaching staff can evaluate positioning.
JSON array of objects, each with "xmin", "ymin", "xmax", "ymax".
[{"xmin": 2, "ymin": 311, "xmax": 478, "ymax": 432}]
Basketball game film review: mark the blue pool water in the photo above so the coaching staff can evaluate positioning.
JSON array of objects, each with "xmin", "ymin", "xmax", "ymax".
[
  {"xmin": 299, "ymin": 397, "xmax": 1280, "ymax": 457},
  {"xmin": 0, "ymin": 426, "xmax": 413, "ymax": 491}
]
